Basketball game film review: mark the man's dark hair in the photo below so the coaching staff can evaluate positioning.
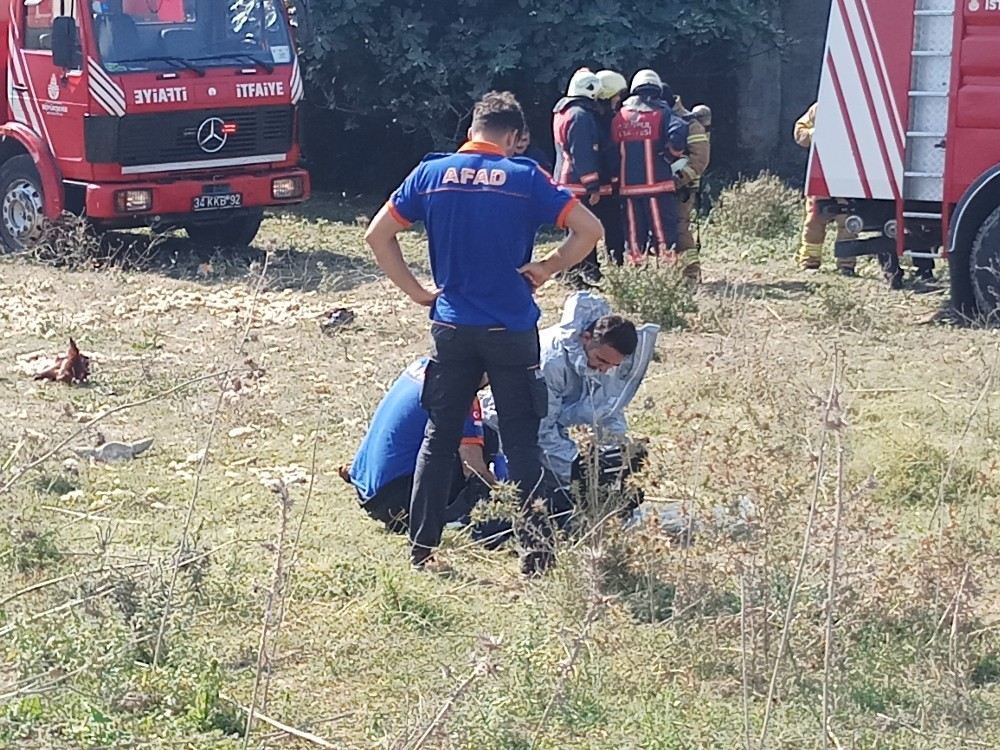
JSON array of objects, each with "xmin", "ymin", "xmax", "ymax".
[
  {"xmin": 588, "ymin": 315, "xmax": 638, "ymax": 356},
  {"xmin": 471, "ymin": 91, "xmax": 526, "ymax": 137}
]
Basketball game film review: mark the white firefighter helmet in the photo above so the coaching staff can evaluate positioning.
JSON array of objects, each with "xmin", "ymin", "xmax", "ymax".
[
  {"xmin": 630, "ymin": 69, "xmax": 663, "ymax": 94},
  {"xmin": 567, "ymin": 68, "xmax": 601, "ymax": 100},
  {"xmin": 596, "ymin": 70, "xmax": 628, "ymax": 100}
]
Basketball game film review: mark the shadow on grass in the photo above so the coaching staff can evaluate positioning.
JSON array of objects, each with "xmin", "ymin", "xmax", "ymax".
[
  {"xmin": 94, "ymin": 231, "xmax": 382, "ymax": 293},
  {"xmin": 700, "ymin": 277, "xmax": 818, "ymax": 300},
  {"xmin": 25, "ymin": 196, "xmax": 386, "ymax": 293},
  {"xmin": 272, "ymin": 193, "xmax": 381, "ymax": 224}
]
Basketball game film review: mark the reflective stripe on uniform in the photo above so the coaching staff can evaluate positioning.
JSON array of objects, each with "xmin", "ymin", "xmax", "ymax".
[{"xmin": 620, "ymin": 182, "xmax": 677, "ymax": 196}]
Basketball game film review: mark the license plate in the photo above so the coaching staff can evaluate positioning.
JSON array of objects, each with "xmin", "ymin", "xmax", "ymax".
[{"xmin": 192, "ymin": 193, "xmax": 243, "ymax": 212}]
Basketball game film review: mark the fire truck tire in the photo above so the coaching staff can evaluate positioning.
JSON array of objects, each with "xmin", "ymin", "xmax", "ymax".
[
  {"xmin": 0, "ymin": 156, "xmax": 46, "ymax": 253},
  {"xmin": 971, "ymin": 206, "xmax": 1000, "ymax": 320},
  {"xmin": 184, "ymin": 210, "xmax": 263, "ymax": 248}
]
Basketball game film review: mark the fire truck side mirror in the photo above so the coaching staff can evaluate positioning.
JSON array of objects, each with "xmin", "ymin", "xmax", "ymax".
[{"xmin": 51, "ymin": 16, "xmax": 81, "ymax": 71}]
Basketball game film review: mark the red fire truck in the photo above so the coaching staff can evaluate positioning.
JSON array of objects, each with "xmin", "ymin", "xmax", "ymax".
[
  {"xmin": 0, "ymin": 0, "xmax": 309, "ymax": 252},
  {"xmin": 808, "ymin": 0, "xmax": 1000, "ymax": 316}
]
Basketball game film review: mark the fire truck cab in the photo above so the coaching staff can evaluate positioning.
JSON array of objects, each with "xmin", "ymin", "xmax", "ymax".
[
  {"xmin": 0, "ymin": 0, "xmax": 310, "ymax": 252},
  {"xmin": 808, "ymin": 0, "xmax": 1000, "ymax": 317}
]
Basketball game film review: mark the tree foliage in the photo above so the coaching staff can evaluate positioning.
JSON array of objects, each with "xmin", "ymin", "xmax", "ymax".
[{"xmin": 294, "ymin": 0, "xmax": 784, "ymax": 147}]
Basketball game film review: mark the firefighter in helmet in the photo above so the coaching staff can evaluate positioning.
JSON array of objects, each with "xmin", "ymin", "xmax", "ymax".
[
  {"xmin": 692, "ymin": 104, "xmax": 712, "ymax": 134},
  {"xmin": 553, "ymin": 68, "xmax": 605, "ymax": 282},
  {"xmin": 611, "ymin": 69, "xmax": 689, "ymax": 263},
  {"xmin": 794, "ymin": 103, "xmax": 858, "ymax": 275},
  {"xmin": 596, "ymin": 70, "xmax": 628, "ymax": 111},
  {"xmin": 665, "ymin": 85, "xmax": 711, "ymax": 283},
  {"xmin": 593, "ymin": 69, "xmax": 629, "ymax": 265}
]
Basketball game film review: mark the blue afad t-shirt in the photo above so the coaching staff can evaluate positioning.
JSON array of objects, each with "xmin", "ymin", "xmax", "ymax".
[
  {"xmin": 349, "ymin": 358, "xmax": 484, "ymax": 500},
  {"xmin": 387, "ymin": 141, "xmax": 577, "ymax": 332}
]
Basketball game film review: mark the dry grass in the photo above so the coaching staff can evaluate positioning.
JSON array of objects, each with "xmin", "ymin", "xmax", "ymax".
[{"xmin": 0, "ymin": 193, "xmax": 999, "ymax": 749}]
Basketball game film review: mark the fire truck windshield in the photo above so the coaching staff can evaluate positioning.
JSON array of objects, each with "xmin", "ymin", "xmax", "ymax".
[{"xmin": 92, "ymin": 0, "xmax": 292, "ymax": 73}]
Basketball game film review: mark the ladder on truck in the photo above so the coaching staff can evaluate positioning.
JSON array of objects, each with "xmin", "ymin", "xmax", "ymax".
[{"xmin": 899, "ymin": 0, "xmax": 955, "ymax": 262}]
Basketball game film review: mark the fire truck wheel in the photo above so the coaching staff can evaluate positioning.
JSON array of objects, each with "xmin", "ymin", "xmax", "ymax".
[
  {"xmin": 971, "ymin": 205, "xmax": 1000, "ymax": 320},
  {"xmin": 184, "ymin": 210, "xmax": 263, "ymax": 249},
  {"xmin": 0, "ymin": 156, "xmax": 46, "ymax": 253}
]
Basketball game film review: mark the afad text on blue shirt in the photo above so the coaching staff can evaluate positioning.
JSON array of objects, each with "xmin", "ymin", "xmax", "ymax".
[{"xmin": 442, "ymin": 167, "xmax": 509, "ymax": 187}]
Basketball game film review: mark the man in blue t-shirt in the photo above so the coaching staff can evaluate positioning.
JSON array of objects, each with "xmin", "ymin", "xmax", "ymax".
[
  {"xmin": 341, "ymin": 358, "xmax": 491, "ymax": 534},
  {"xmin": 365, "ymin": 91, "xmax": 603, "ymax": 574}
]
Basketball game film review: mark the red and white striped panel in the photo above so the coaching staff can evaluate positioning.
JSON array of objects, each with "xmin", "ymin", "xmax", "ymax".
[
  {"xmin": 7, "ymin": 0, "xmax": 54, "ymax": 151},
  {"xmin": 290, "ymin": 55, "xmax": 304, "ymax": 105},
  {"xmin": 808, "ymin": 0, "xmax": 915, "ymax": 200},
  {"xmin": 87, "ymin": 58, "xmax": 127, "ymax": 117}
]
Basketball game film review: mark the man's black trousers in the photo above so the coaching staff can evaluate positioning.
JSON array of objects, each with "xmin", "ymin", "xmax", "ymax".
[
  {"xmin": 410, "ymin": 323, "xmax": 547, "ymax": 555},
  {"xmin": 591, "ymin": 195, "xmax": 626, "ymax": 265}
]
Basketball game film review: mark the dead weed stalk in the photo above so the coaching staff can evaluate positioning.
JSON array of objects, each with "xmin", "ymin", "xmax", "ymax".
[
  {"xmin": 153, "ymin": 252, "xmax": 271, "ymax": 667},
  {"xmin": 241, "ymin": 476, "xmax": 296, "ymax": 750},
  {"xmin": 759, "ymin": 352, "xmax": 844, "ymax": 749},
  {"xmin": 822, "ymin": 434, "xmax": 847, "ymax": 749},
  {"xmin": 396, "ymin": 637, "xmax": 504, "ymax": 750}
]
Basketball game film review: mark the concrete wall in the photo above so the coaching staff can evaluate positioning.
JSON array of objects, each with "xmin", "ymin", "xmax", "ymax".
[{"xmin": 736, "ymin": 0, "xmax": 832, "ymax": 182}]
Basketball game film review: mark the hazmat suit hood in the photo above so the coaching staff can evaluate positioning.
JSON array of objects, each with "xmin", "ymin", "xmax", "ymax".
[
  {"xmin": 545, "ymin": 291, "xmax": 661, "ymax": 416},
  {"xmin": 548, "ymin": 291, "xmax": 614, "ymax": 379}
]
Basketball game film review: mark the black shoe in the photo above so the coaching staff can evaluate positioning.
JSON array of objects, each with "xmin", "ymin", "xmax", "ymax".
[
  {"xmin": 837, "ymin": 266, "xmax": 858, "ymax": 278},
  {"xmin": 878, "ymin": 251, "xmax": 902, "ymax": 290},
  {"xmin": 410, "ymin": 545, "xmax": 434, "ymax": 569},
  {"xmin": 914, "ymin": 268, "xmax": 935, "ymax": 283}
]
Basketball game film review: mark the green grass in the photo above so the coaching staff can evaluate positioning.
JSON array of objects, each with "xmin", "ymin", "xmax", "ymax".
[{"xmin": 1, "ymin": 190, "xmax": 999, "ymax": 749}]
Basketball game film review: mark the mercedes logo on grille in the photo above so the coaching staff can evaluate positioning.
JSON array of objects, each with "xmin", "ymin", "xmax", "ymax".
[{"xmin": 197, "ymin": 117, "xmax": 228, "ymax": 154}]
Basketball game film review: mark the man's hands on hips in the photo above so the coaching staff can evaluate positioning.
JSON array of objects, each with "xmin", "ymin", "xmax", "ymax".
[
  {"xmin": 410, "ymin": 286, "xmax": 441, "ymax": 307},
  {"xmin": 366, "ymin": 203, "xmax": 442, "ymax": 308},
  {"xmin": 519, "ymin": 203, "xmax": 604, "ymax": 291},
  {"xmin": 519, "ymin": 258, "xmax": 559, "ymax": 290}
]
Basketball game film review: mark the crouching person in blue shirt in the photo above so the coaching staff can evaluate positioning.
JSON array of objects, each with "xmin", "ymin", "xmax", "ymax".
[
  {"xmin": 364, "ymin": 91, "xmax": 603, "ymax": 575},
  {"xmin": 340, "ymin": 358, "xmax": 493, "ymax": 534}
]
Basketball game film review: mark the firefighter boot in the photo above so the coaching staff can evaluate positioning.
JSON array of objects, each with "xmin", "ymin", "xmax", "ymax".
[
  {"xmin": 834, "ymin": 219, "xmax": 859, "ymax": 277},
  {"xmin": 836, "ymin": 258, "xmax": 858, "ymax": 278},
  {"xmin": 799, "ymin": 197, "xmax": 827, "ymax": 270},
  {"xmin": 797, "ymin": 242, "xmax": 824, "ymax": 271},
  {"xmin": 680, "ymin": 248, "xmax": 702, "ymax": 285}
]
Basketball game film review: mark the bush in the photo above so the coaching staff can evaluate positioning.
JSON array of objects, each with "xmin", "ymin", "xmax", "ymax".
[
  {"xmin": 710, "ymin": 172, "xmax": 802, "ymax": 240},
  {"xmin": 600, "ymin": 256, "xmax": 697, "ymax": 330},
  {"xmin": 2, "ymin": 529, "xmax": 62, "ymax": 574},
  {"xmin": 298, "ymin": 0, "xmax": 783, "ymax": 146},
  {"xmin": 872, "ymin": 442, "xmax": 991, "ymax": 508},
  {"xmin": 806, "ymin": 280, "xmax": 884, "ymax": 333}
]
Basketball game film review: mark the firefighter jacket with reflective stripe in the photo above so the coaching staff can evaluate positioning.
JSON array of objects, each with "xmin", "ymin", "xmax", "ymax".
[
  {"xmin": 611, "ymin": 95, "xmax": 689, "ymax": 197},
  {"xmin": 674, "ymin": 105, "xmax": 710, "ymax": 190},
  {"xmin": 552, "ymin": 97, "xmax": 603, "ymax": 197},
  {"xmin": 794, "ymin": 103, "xmax": 817, "ymax": 149}
]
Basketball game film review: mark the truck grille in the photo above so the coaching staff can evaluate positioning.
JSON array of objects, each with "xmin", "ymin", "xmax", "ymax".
[{"xmin": 85, "ymin": 106, "xmax": 294, "ymax": 169}]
